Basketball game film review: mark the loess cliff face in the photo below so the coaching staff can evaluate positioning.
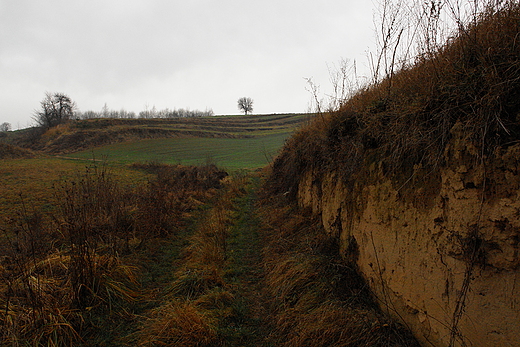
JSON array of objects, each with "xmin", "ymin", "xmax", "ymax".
[
  {"xmin": 267, "ymin": 5, "xmax": 520, "ymax": 345},
  {"xmin": 296, "ymin": 123, "xmax": 520, "ymax": 347}
]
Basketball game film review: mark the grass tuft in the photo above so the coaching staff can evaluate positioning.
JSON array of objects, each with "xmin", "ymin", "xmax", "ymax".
[{"xmin": 136, "ymin": 301, "xmax": 219, "ymax": 347}]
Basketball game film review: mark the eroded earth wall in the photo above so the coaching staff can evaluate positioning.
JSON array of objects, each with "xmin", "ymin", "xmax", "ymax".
[{"xmin": 296, "ymin": 126, "xmax": 520, "ymax": 347}]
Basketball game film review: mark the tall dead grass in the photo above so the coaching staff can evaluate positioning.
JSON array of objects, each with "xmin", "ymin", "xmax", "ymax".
[
  {"xmin": 0, "ymin": 163, "xmax": 227, "ymax": 345},
  {"xmin": 267, "ymin": 1, "xmax": 520, "ymax": 199},
  {"xmin": 133, "ymin": 163, "xmax": 227, "ymax": 237},
  {"xmin": 136, "ymin": 301, "xmax": 220, "ymax": 347},
  {"xmin": 135, "ymin": 173, "xmax": 247, "ymax": 346}
]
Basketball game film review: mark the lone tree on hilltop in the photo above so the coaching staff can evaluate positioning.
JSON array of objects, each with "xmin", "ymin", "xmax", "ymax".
[
  {"xmin": 34, "ymin": 92, "xmax": 77, "ymax": 129},
  {"xmin": 237, "ymin": 97, "xmax": 253, "ymax": 115}
]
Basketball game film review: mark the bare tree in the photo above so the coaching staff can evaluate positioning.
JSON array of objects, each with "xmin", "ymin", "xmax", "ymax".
[
  {"xmin": 0, "ymin": 122, "xmax": 11, "ymax": 132},
  {"xmin": 237, "ymin": 97, "xmax": 254, "ymax": 115},
  {"xmin": 101, "ymin": 103, "xmax": 110, "ymax": 118},
  {"xmin": 34, "ymin": 92, "xmax": 77, "ymax": 128}
]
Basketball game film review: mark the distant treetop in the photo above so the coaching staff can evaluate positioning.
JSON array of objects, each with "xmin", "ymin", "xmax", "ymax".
[{"xmin": 237, "ymin": 97, "xmax": 253, "ymax": 115}]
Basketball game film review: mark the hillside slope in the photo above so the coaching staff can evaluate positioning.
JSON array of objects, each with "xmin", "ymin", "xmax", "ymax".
[
  {"xmin": 0, "ymin": 143, "xmax": 35, "ymax": 159},
  {"xmin": 266, "ymin": 4, "xmax": 520, "ymax": 347},
  {"xmin": 7, "ymin": 114, "xmax": 308, "ymax": 155}
]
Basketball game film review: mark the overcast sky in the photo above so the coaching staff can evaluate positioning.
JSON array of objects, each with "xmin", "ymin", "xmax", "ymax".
[{"xmin": 0, "ymin": 0, "xmax": 376, "ymax": 129}]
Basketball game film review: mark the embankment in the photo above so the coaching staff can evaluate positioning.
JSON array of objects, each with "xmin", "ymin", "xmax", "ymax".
[
  {"xmin": 294, "ymin": 123, "xmax": 520, "ymax": 346},
  {"xmin": 265, "ymin": 3, "xmax": 520, "ymax": 346}
]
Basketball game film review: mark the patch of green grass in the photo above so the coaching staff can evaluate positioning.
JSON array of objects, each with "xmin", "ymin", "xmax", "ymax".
[
  {"xmin": 65, "ymin": 133, "xmax": 290, "ymax": 170},
  {"xmin": 221, "ymin": 175, "xmax": 272, "ymax": 346}
]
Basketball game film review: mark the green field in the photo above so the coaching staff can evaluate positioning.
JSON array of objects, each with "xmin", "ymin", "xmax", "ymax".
[
  {"xmin": 60, "ymin": 114, "xmax": 309, "ymax": 170},
  {"xmin": 0, "ymin": 157, "xmax": 152, "ymax": 221},
  {"xmin": 65, "ymin": 132, "xmax": 288, "ymax": 170},
  {"xmin": 0, "ymin": 114, "xmax": 308, "ymax": 220}
]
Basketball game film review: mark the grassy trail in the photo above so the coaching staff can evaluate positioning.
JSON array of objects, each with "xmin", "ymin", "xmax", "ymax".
[
  {"xmin": 0, "ymin": 162, "xmax": 420, "ymax": 346},
  {"xmin": 222, "ymin": 175, "xmax": 272, "ymax": 346},
  {"xmin": 126, "ymin": 173, "xmax": 273, "ymax": 346},
  {"xmin": 80, "ymin": 171, "xmax": 418, "ymax": 346}
]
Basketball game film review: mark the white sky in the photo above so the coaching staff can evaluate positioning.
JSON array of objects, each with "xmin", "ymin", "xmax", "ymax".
[{"xmin": 0, "ymin": 0, "xmax": 376, "ymax": 129}]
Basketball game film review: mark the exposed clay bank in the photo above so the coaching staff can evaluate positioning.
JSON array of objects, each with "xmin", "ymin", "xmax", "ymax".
[{"xmin": 296, "ymin": 124, "xmax": 520, "ymax": 347}]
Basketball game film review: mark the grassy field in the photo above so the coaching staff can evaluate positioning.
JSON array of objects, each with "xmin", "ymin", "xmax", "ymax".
[
  {"xmin": 65, "ymin": 132, "xmax": 288, "ymax": 170},
  {"xmin": 0, "ymin": 114, "xmax": 308, "ymax": 223},
  {"xmin": 53, "ymin": 114, "xmax": 309, "ymax": 170},
  {"xmin": 69, "ymin": 113, "xmax": 308, "ymax": 137},
  {"xmin": 0, "ymin": 158, "xmax": 152, "ymax": 221}
]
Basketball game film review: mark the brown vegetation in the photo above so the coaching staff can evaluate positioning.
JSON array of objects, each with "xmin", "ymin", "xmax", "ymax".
[
  {"xmin": 4, "ymin": 114, "xmax": 306, "ymax": 155},
  {"xmin": 135, "ymin": 170, "xmax": 420, "ymax": 346},
  {"xmin": 135, "ymin": 173, "xmax": 248, "ymax": 346},
  {"xmin": 258, "ymin": 187, "xmax": 420, "ymax": 347},
  {"xmin": 0, "ymin": 163, "xmax": 226, "ymax": 345},
  {"xmin": 267, "ymin": 2, "xmax": 520, "ymax": 201},
  {"xmin": 263, "ymin": 2, "xmax": 520, "ymax": 346},
  {"xmin": 0, "ymin": 143, "xmax": 36, "ymax": 159},
  {"xmin": 0, "ymin": 158, "xmax": 422, "ymax": 345}
]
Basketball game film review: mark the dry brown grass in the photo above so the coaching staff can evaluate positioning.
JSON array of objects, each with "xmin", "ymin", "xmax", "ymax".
[
  {"xmin": 0, "ymin": 163, "xmax": 228, "ymax": 345},
  {"xmin": 135, "ymin": 284, "xmax": 238, "ymax": 346},
  {"xmin": 135, "ymin": 174, "xmax": 245, "ymax": 345},
  {"xmin": 136, "ymin": 301, "xmax": 219, "ymax": 347},
  {"xmin": 258, "ymin": 194, "xmax": 419, "ymax": 347},
  {"xmin": 131, "ymin": 163, "xmax": 227, "ymax": 238},
  {"xmin": 267, "ymin": 1, "xmax": 520, "ymax": 199},
  {"xmin": 0, "ymin": 143, "xmax": 36, "ymax": 159},
  {"xmin": 0, "ymin": 248, "xmax": 139, "ymax": 346},
  {"xmin": 275, "ymin": 304, "xmax": 402, "ymax": 347}
]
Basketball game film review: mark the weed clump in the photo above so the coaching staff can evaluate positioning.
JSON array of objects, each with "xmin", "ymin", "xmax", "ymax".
[{"xmin": 136, "ymin": 301, "xmax": 219, "ymax": 347}]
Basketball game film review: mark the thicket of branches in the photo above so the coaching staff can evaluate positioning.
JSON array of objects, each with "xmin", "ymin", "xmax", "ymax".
[
  {"xmin": 33, "ymin": 92, "xmax": 77, "ymax": 129},
  {"xmin": 77, "ymin": 105, "xmax": 214, "ymax": 120}
]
